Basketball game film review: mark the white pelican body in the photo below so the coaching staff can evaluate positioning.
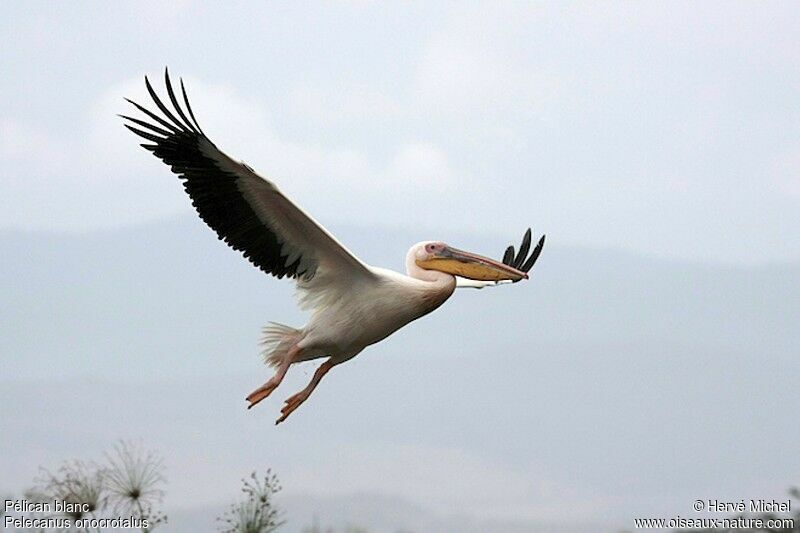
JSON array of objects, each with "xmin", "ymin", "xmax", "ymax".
[
  {"xmin": 123, "ymin": 70, "xmax": 545, "ymax": 423},
  {"xmin": 294, "ymin": 265, "xmax": 454, "ymax": 365}
]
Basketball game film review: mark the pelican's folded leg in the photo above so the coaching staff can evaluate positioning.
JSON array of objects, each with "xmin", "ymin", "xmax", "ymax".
[
  {"xmin": 275, "ymin": 359, "xmax": 335, "ymax": 424},
  {"xmin": 246, "ymin": 346, "xmax": 298, "ymax": 409}
]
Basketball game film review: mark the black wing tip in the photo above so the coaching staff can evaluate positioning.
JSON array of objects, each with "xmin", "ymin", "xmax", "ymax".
[
  {"xmin": 123, "ymin": 124, "xmax": 164, "ymax": 143},
  {"xmin": 512, "ymin": 228, "xmax": 532, "ymax": 268},
  {"xmin": 501, "ymin": 227, "xmax": 546, "ymax": 274},
  {"xmin": 163, "ymin": 67, "xmax": 199, "ymax": 134},
  {"xmin": 163, "ymin": 67, "xmax": 175, "ymax": 94},
  {"xmin": 521, "ymin": 232, "xmax": 546, "ymax": 273},
  {"xmin": 179, "ymin": 76, "xmax": 205, "ymax": 134},
  {"xmin": 502, "ymin": 245, "xmax": 515, "ymax": 266},
  {"xmin": 122, "ymin": 68, "xmax": 207, "ymax": 140}
]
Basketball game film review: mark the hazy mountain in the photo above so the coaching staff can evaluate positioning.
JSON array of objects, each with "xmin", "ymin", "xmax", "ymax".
[
  {"xmin": 5, "ymin": 218, "xmax": 796, "ymax": 379},
  {"xmin": 2, "ymin": 218, "xmax": 798, "ymax": 532},
  {"xmin": 168, "ymin": 493, "xmax": 612, "ymax": 533}
]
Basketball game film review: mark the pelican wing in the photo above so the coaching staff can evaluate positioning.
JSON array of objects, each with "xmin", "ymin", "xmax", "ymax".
[
  {"xmin": 501, "ymin": 228, "xmax": 545, "ymax": 276},
  {"xmin": 122, "ymin": 70, "xmax": 376, "ymax": 304}
]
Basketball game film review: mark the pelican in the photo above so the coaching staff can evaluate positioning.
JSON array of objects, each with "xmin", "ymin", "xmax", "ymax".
[{"xmin": 122, "ymin": 70, "xmax": 545, "ymax": 424}]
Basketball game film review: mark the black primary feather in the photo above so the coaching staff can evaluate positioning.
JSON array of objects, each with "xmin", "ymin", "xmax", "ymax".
[
  {"xmin": 180, "ymin": 78, "xmax": 204, "ymax": 134},
  {"xmin": 500, "ymin": 229, "xmax": 546, "ymax": 276},
  {"xmin": 513, "ymin": 228, "xmax": 532, "ymax": 269},
  {"xmin": 502, "ymin": 246, "xmax": 515, "ymax": 266},
  {"xmin": 164, "ymin": 68, "xmax": 198, "ymax": 133},
  {"xmin": 520, "ymin": 235, "xmax": 545, "ymax": 272},
  {"xmin": 118, "ymin": 115, "xmax": 172, "ymax": 137}
]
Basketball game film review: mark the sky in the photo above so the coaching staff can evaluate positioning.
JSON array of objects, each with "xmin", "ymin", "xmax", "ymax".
[
  {"xmin": 1, "ymin": 4, "xmax": 799, "ymax": 531},
  {"xmin": 1, "ymin": 1, "xmax": 799, "ymax": 265}
]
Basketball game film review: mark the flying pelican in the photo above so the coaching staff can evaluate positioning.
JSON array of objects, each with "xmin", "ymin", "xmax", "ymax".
[{"xmin": 122, "ymin": 70, "xmax": 545, "ymax": 424}]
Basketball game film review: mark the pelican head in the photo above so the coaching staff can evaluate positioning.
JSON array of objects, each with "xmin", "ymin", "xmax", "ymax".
[{"xmin": 412, "ymin": 241, "xmax": 528, "ymax": 282}]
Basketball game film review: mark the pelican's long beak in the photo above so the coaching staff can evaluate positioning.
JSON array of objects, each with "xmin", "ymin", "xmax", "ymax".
[{"xmin": 417, "ymin": 245, "xmax": 529, "ymax": 282}]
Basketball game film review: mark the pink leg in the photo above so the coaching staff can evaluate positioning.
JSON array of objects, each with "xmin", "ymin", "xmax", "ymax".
[
  {"xmin": 246, "ymin": 346, "xmax": 298, "ymax": 409},
  {"xmin": 275, "ymin": 359, "xmax": 335, "ymax": 425}
]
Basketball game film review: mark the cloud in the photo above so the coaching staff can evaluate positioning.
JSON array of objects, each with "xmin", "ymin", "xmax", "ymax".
[
  {"xmin": 411, "ymin": 6, "xmax": 559, "ymax": 120},
  {"xmin": 1, "ymin": 2, "xmax": 798, "ymax": 263},
  {"xmin": 0, "ymin": 74, "xmax": 464, "ymax": 232},
  {"xmin": 386, "ymin": 142, "xmax": 455, "ymax": 190},
  {"xmin": 0, "ymin": 119, "xmax": 53, "ymax": 160},
  {"xmin": 287, "ymin": 82, "xmax": 404, "ymax": 123},
  {"xmin": 771, "ymin": 145, "xmax": 800, "ymax": 198}
]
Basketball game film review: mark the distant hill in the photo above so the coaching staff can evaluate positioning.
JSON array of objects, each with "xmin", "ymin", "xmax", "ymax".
[
  {"xmin": 2, "ymin": 218, "xmax": 798, "ymax": 532},
  {"xmin": 168, "ymin": 493, "xmax": 613, "ymax": 533},
  {"xmin": 4, "ymin": 218, "xmax": 797, "ymax": 380}
]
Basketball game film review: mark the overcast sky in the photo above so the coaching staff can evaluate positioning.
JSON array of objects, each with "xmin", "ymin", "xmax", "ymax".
[
  {"xmin": 1, "ymin": 1, "xmax": 799, "ymax": 265},
  {"xmin": 2, "ymin": 5, "xmax": 799, "ymax": 530}
]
